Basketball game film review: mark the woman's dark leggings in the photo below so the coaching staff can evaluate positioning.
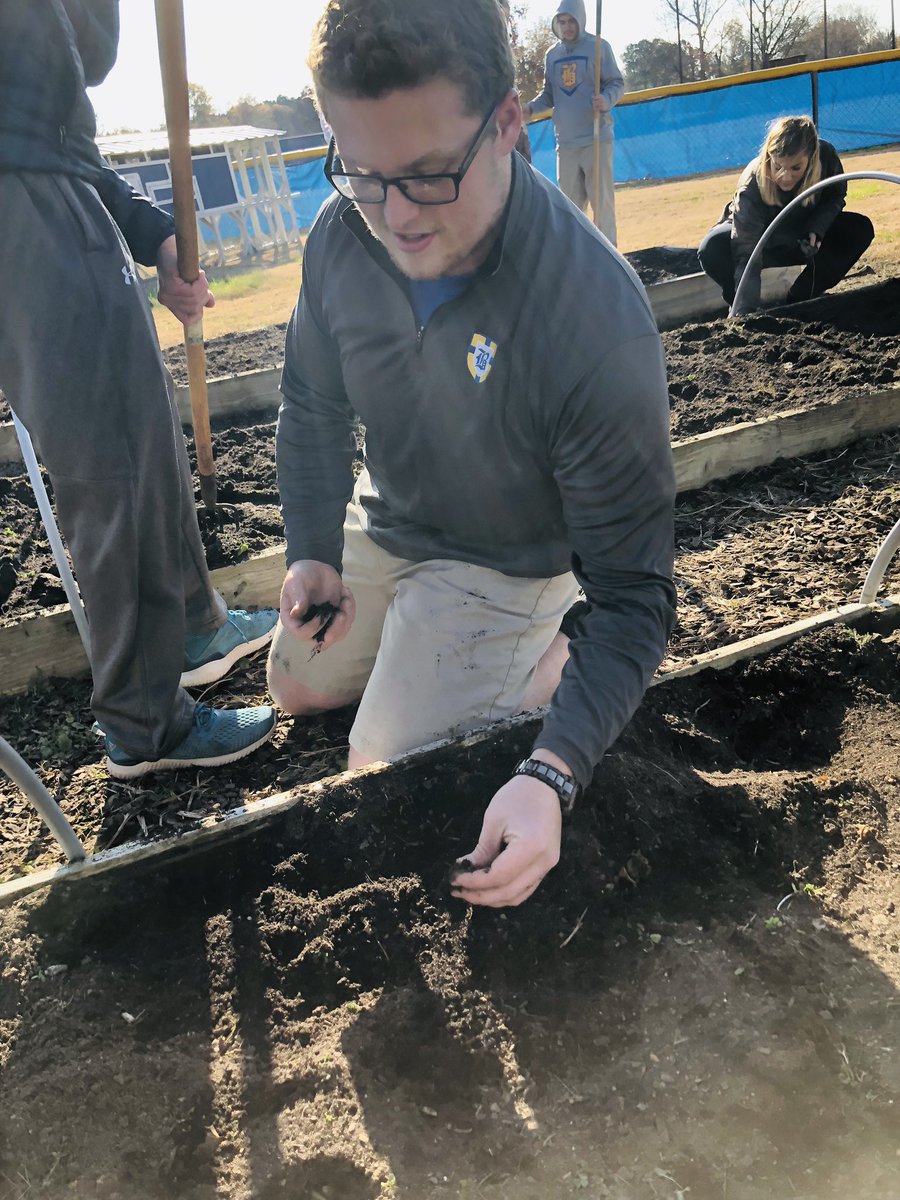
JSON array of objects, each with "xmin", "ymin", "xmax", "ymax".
[{"xmin": 698, "ymin": 211, "xmax": 875, "ymax": 305}]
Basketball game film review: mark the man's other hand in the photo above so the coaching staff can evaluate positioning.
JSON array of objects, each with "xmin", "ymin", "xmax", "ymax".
[
  {"xmin": 593, "ymin": 93, "xmax": 610, "ymax": 114},
  {"xmin": 450, "ymin": 775, "xmax": 562, "ymax": 908},
  {"xmin": 156, "ymin": 235, "xmax": 216, "ymax": 325},
  {"xmin": 279, "ymin": 559, "xmax": 355, "ymax": 650}
]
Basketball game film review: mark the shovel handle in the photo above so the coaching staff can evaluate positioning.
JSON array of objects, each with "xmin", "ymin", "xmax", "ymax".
[
  {"xmin": 593, "ymin": 1, "xmax": 603, "ymax": 231},
  {"xmin": 154, "ymin": 0, "xmax": 198, "ymax": 282},
  {"xmin": 154, "ymin": 0, "xmax": 217, "ymax": 505}
]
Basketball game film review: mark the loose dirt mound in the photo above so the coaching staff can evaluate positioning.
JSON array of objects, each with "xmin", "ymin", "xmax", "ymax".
[
  {"xmin": 1, "ymin": 624, "xmax": 898, "ymax": 1199},
  {"xmin": 667, "ymin": 280, "xmax": 900, "ymax": 439}
]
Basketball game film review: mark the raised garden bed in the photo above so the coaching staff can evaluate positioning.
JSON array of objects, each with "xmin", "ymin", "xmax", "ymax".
[
  {"xmin": 1, "ymin": 617, "xmax": 899, "ymax": 1198},
  {"xmin": 1, "ymin": 423, "xmax": 897, "ymax": 884}
]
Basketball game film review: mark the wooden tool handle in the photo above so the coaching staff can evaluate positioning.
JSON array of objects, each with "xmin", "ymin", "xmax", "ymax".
[
  {"xmin": 593, "ymin": 1, "xmax": 603, "ymax": 231},
  {"xmin": 154, "ymin": 0, "xmax": 217, "ymax": 508},
  {"xmin": 154, "ymin": 0, "xmax": 199, "ymax": 282}
]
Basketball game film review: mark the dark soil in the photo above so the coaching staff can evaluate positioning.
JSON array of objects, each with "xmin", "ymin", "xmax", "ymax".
[
  {"xmin": 625, "ymin": 244, "xmax": 701, "ymax": 284},
  {"xmin": 1, "ymin": 623, "xmax": 899, "ymax": 1199},
  {"xmin": 666, "ymin": 280, "xmax": 900, "ymax": 439},
  {"xmin": 1, "ymin": 426, "xmax": 897, "ymax": 883}
]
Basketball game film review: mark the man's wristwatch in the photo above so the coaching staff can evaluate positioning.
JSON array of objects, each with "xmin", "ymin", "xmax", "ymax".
[{"xmin": 512, "ymin": 757, "xmax": 581, "ymax": 814}]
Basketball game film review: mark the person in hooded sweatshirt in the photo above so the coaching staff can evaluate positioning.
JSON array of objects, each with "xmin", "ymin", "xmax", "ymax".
[
  {"xmin": 523, "ymin": 0, "xmax": 624, "ymax": 244},
  {"xmin": 0, "ymin": 0, "xmax": 279, "ymax": 779}
]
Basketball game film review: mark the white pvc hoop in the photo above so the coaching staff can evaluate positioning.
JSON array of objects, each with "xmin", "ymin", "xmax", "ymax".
[
  {"xmin": 10, "ymin": 412, "xmax": 92, "ymax": 659},
  {"xmin": 861, "ymin": 517, "xmax": 900, "ymax": 603}
]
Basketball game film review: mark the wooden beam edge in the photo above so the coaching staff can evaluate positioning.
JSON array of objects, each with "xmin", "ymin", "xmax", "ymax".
[{"xmin": 672, "ymin": 385, "xmax": 900, "ymax": 492}]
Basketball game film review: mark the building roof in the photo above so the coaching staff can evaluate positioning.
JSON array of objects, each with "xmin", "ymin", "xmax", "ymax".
[{"xmin": 96, "ymin": 126, "xmax": 286, "ymax": 159}]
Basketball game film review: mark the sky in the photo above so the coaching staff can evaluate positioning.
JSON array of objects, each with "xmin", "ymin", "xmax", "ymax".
[{"xmin": 89, "ymin": 0, "xmax": 669, "ymax": 133}]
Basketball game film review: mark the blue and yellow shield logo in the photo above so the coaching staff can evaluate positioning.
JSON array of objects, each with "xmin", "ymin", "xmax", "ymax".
[
  {"xmin": 557, "ymin": 54, "xmax": 587, "ymax": 95},
  {"xmin": 467, "ymin": 333, "xmax": 497, "ymax": 383}
]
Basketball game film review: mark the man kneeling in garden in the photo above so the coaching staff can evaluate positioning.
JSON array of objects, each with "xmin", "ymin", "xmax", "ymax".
[{"xmin": 268, "ymin": 0, "xmax": 676, "ymax": 908}]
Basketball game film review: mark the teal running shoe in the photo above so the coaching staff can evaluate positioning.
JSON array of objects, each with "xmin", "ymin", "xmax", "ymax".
[
  {"xmin": 105, "ymin": 702, "xmax": 276, "ymax": 779},
  {"xmin": 181, "ymin": 608, "xmax": 278, "ymax": 687}
]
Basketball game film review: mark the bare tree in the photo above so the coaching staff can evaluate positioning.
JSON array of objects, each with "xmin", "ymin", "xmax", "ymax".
[
  {"xmin": 508, "ymin": 7, "xmax": 556, "ymax": 104},
  {"xmin": 663, "ymin": 0, "xmax": 731, "ymax": 77},
  {"xmin": 710, "ymin": 15, "xmax": 752, "ymax": 73},
  {"xmin": 738, "ymin": 0, "xmax": 814, "ymax": 66}
]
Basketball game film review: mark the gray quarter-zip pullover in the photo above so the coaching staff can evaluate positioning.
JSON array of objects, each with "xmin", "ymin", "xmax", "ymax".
[{"xmin": 277, "ymin": 155, "xmax": 676, "ymax": 786}]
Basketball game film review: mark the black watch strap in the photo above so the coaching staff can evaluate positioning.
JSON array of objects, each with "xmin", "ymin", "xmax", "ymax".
[{"xmin": 513, "ymin": 757, "xmax": 580, "ymax": 813}]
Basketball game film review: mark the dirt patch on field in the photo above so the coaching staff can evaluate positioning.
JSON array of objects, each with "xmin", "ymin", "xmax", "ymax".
[{"xmin": 1, "ymin": 623, "xmax": 899, "ymax": 1200}]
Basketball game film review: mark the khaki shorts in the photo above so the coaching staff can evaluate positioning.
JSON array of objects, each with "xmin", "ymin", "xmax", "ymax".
[{"xmin": 270, "ymin": 496, "xmax": 578, "ymax": 761}]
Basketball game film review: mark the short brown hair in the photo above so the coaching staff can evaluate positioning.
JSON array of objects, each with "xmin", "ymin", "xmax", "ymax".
[{"xmin": 309, "ymin": 0, "xmax": 515, "ymax": 118}]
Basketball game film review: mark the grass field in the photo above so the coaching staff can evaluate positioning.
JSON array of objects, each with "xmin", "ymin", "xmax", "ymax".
[{"xmin": 152, "ymin": 144, "xmax": 900, "ymax": 351}]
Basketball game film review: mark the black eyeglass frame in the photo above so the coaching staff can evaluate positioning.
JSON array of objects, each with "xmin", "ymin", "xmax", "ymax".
[{"xmin": 323, "ymin": 103, "xmax": 500, "ymax": 206}]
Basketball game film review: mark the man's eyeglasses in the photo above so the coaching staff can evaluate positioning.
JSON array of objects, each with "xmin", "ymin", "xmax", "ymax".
[{"xmin": 324, "ymin": 105, "xmax": 498, "ymax": 206}]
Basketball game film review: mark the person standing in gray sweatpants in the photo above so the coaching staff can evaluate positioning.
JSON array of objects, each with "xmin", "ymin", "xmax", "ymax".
[
  {"xmin": 0, "ymin": 0, "xmax": 277, "ymax": 778},
  {"xmin": 524, "ymin": 0, "xmax": 623, "ymax": 244}
]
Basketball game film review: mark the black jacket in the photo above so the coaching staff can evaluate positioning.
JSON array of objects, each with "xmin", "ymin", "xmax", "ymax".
[{"xmin": 0, "ymin": 0, "xmax": 174, "ymax": 265}]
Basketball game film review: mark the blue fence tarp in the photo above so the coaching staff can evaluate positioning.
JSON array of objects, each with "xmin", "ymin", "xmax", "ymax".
[
  {"xmin": 818, "ymin": 58, "xmax": 900, "ymax": 149},
  {"xmin": 614, "ymin": 73, "xmax": 814, "ymax": 180}
]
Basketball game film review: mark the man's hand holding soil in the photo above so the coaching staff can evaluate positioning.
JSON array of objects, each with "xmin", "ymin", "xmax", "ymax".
[
  {"xmin": 279, "ymin": 560, "xmax": 355, "ymax": 649},
  {"xmin": 451, "ymin": 750, "xmax": 573, "ymax": 908}
]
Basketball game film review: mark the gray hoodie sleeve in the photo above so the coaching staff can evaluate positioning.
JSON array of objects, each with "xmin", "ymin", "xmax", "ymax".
[
  {"xmin": 276, "ymin": 233, "xmax": 357, "ymax": 572},
  {"xmin": 533, "ymin": 332, "xmax": 677, "ymax": 787}
]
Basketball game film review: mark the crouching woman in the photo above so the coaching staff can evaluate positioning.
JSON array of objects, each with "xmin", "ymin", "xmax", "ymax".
[{"xmin": 698, "ymin": 115, "xmax": 874, "ymax": 315}]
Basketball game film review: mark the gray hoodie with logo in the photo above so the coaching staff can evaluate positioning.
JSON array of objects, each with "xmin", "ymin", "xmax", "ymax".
[{"xmin": 527, "ymin": 0, "xmax": 624, "ymax": 148}]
